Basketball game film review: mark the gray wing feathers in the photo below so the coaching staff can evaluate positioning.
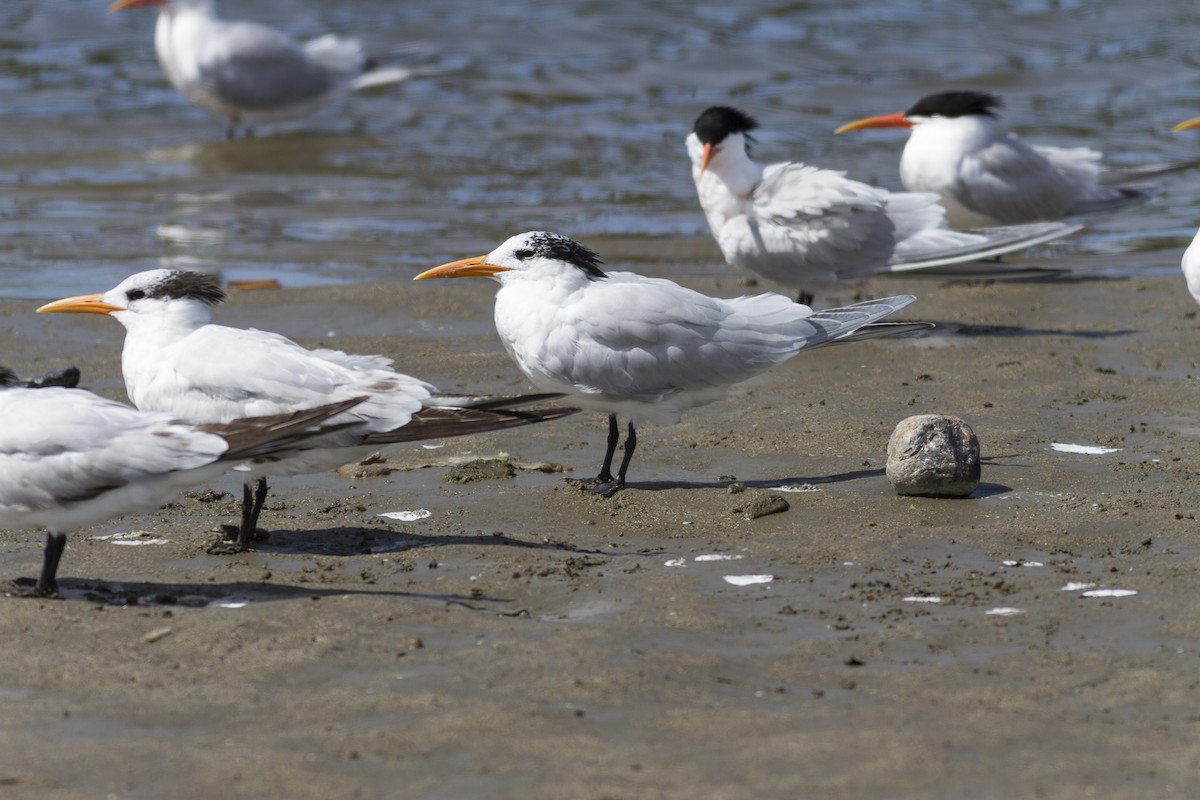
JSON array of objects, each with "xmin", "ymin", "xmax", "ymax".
[
  {"xmin": 203, "ymin": 24, "xmax": 341, "ymax": 110},
  {"xmin": 199, "ymin": 397, "xmax": 368, "ymax": 460},
  {"xmin": 552, "ymin": 280, "xmax": 914, "ymax": 404},
  {"xmin": 425, "ymin": 392, "xmax": 564, "ymax": 410},
  {"xmin": 800, "ymin": 296, "xmax": 919, "ymax": 347},
  {"xmin": 890, "ymin": 221, "xmax": 1080, "ymax": 271}
]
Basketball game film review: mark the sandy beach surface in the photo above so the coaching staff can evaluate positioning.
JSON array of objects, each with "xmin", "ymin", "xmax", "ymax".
[{"xmin": 2, "ymin": 265, "xmax": 1199, "ymax": 799}]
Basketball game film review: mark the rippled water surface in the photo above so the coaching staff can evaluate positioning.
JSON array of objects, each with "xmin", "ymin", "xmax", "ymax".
[{"xmin": 2, "ymin": 0, "xmax": 1200, "ymax": 299}]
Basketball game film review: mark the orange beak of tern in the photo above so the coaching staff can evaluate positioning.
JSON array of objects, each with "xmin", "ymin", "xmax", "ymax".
[
  {"xmin": 36, "ymin": 293, "xmax": 123, "ymax": 316},
  {"xmin": 414, "ymin": 255, "xmax": 512, "ymax": 280},
  {"xmin": 834, "ymin": 111, "xmax": 913, "ymax": 134},
  {"xmin": 108, "ymin": 0, "xmax": 166, "ymax": 11},
  {"xmin": 699, "ymin": 142, "xmax": 716, "ymax": 174},
  {"xmin": 1173, "ymin": 116, "xmax": 1200, "ymax": 133}
]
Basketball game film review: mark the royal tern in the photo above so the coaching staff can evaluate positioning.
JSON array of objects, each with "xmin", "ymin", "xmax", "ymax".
[
  {"xmin": 38, "ymin": 270, "xmax": 578, "ymax": 549},
  {"xmin": 415, "ymin": 231, "xmax": 929, "ymax": 496},
  {"xmin": 0, "ymin": 369, "xmax": 364, "ymax": 596},
  {"xmin": 1181, "ymin": 228, "xmax": 1200, "ymax": 306},
  {"xmin": 835, "ymin": 91, "xmax": 1178, "ymax": 228},
  {"xmin": 687, "ymin": 106, "xmax": 1078, "ymax": 302},
  {"xmin": 110, "ymin": 0, "xmax": 412, "ymax": 139}
]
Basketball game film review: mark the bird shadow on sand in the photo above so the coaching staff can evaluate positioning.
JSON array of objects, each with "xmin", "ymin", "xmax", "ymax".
[
  {"xmin": 249, "ymin": 525, "xmax": 623, "ymax": 558},
  {"xmin": 625, "ymin": 465, "xmax": 885, "ymax": 492},
  {"xmin": 609, "ymin": 465, "xmax": 1013, "ymax": 498},
  {"xmin": 918, "ymin": 320, "xmax": 1136, "ymax": 339},
  {"xmin": 5, "ymin": 576, "xmax": 515, "ymax": 609}
]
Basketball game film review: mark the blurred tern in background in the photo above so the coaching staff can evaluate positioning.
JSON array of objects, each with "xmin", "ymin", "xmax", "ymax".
[
  {"xmin": 416, "ymin": 231, "xmax": 930, "ymax": 496},
  {"xmin": 688, "ymin": 106, "xmax": 1078, "ymax": 304},
  {"xmin": 0, "ymin": 368, "xmax": 363, "ymax": 596},
  {"xmin": 110, "ymin": 0, "xmax": 414, "ymax": 139},
  {"xmin": 836, "ymin": 91, "xmax": 1190, "ymax": 228},
  {"xmin": 1180, "ymin": 227, "xmax": 1200, "ymax": 306},
  {"xmin": 39, "ymin": 270, "xmax": 577, "ymax": 550}
]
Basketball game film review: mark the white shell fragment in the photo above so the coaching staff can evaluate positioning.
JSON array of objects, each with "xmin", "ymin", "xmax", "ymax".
[
  {"xmin": 723, "ymin": 575, "xmax": 773, "ymax": 586},
  {"xmin": 91, "ymin": 531, "xmax": 169, "ymax": 546},
  {"xmin": 986, "ymin": 607, "xmax": 1023, "ymax": 616},
  {"xmin": 1002, "ymin": 560, "xmax": 1044, "ymax": 567},
  {"xmin": 378, "ymin": 509, "xmax": 432, "ymax": 522},
  {"xmin": 1050, "ymin": 443, "xmax": 1122, "ymax": 455},
  {"xmin": 1061, "ymin": 582, "xmax": 1097, "ymax": 592},
  {"xmin": 903, "ymin": 596, "xmax": 943, "ymax": 603},
  {"xmin": 694, "ymin": 554, "xmax": 743, "ymax": 562},
  {"xmin": 886, "ymin": 414, "xmax": 981, "ymax": 497},
  {"xmin": 664, "ymin": 558, "xmax": 687, "ymax": 567},
  {"xmin": 1082, "ymin": 589, "xmax": 1138, "ymax": 598}
]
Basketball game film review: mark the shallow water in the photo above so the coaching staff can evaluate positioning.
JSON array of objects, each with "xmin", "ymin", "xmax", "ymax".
[{"xmin": 1, "ymin": 0, "xmax": 1199, "ymax": 300}]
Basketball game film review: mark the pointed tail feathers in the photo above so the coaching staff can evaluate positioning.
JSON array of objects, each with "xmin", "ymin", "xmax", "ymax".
[
  {"xmin": 424, "ymin": 392, "xmax": 566, "ymax": 411},
  {"xmin": 1100, "ymin": 160, "xmax": 1200, "ymax": 186},
  {"xmin": 348, "ymin": 66, "xmax": 415, "ymax": 91},
  {"xmin": 893, "ymin": 263, "xmax": 1069, "ymax": 280},
  {"xmin": 890, "ymin": 222, "xmax": 1081, "ymax": 272},
  {"xmin": 1064, "ymin": 186, "xmax": 1156, "ymax": 218},
  {"xmin": 363, "ymin": 405, "xmax": 579, "ymax": 445},
  {"xmin": 204, "ymin": 397, "xmax": 368, "ymax": 461},
  {"xmin": 809, "ymin": 321, "xmax": 935, "ymax": 349},
  {"xmin": 801, "ymin": 295, "xmax": 922, "ymax": 348}
]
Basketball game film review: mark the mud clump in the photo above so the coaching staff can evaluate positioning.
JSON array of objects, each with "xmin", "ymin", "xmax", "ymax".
[
  {"xmin": 444, "ymin": 458, "xmax": 517, "ymax": 483},
  {"xmin": 732, "ymin": 492, "xmax": 790, "ymax": 520}
]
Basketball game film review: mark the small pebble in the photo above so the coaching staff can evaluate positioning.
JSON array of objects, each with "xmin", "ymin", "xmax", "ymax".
[{"xmin": 886, "ymin": 414, "xmax": 980, "ymax": 498}]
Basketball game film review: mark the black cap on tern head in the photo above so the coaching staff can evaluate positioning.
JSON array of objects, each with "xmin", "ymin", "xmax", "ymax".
[
  {"xmin": 905, "ymin": 91, "xmax": 1003, "ymax": 120},
  {"xmin": 513, "ymin": 232, "xmax": 607, "ymax": 280},
  {"xmin": 692, "ymin": 106, "xmax": 760, "ymax": 146},
  {"xmin": 143, "ymin": 271, "xmax": 227, "ymax": 306}
]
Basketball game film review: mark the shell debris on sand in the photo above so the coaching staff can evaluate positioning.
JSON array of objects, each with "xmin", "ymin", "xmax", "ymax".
[
  {"xmin": 378, "ymin": 510, "xmax": 432, "ymax": 522},
  {"xmin": 886, "ymin": 414, "xmax": 981, "ymax": 498}
]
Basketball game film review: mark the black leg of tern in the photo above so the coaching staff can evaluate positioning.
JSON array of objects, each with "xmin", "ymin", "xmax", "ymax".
[
  {"xmin": 35, "ymin": 531, "xmax": 66, "ymax": 596},
  {"xmin": 594, "ymin": 420, "xmax": 636, "ymax": 498},
  {"xmin": 614, "ymin": 420, "xmax": 637, "ymax": 487},
  {"xmin": 236, "ymin": 477, "xmax": 270, "ymax": 550},
  {"xmin": 595, "ymin": 413, "xmax": 620, "ymax": 484}
]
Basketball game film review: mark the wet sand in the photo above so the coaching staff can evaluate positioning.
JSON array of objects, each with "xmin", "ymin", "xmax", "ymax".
[{"xmin": 2, "ymin": 268, "xmax": 1200, "ymax": 799}]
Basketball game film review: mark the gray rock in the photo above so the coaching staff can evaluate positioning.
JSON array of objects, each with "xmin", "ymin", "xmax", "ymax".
[{"xmin": 886, "ymin": 415, "xmax": 980, "ymax": 498}]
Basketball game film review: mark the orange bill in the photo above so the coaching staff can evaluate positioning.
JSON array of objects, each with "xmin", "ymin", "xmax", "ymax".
[
  {"xmin": 414, "ymin": 256, "xmax": 511, "ymax": 280},
  {"xmin": 36, "ymin": 293, "xmax": 122, "ymax": 315},
  {"xmin": 834, "ymin": 111, "xmax": 912, "ymax": 134}
]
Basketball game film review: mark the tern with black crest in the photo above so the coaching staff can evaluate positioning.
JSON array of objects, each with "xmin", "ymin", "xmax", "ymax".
[
  {"xmin": 416, "ymin": 231, "xmax": 929, "ymax": 496},
  {"xmin": 687, "ymin": 106, "xmax": 1077, "ymax": 302},
  {"xmin": 836, "ymin": 90, "xmax": 1184, "ymax": 228},
  {"xmin": 109, "ymin": 0, "xmax": 412, "ymax": 139},
  {"xmin": 38, "ymin": 270, "xmax": 577, "ymax": 550}
]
